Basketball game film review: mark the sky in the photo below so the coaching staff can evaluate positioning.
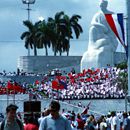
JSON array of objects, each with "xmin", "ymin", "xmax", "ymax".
[{"xmin": 0, "ymin": 0, "xmax": 126, "ymax": 72}]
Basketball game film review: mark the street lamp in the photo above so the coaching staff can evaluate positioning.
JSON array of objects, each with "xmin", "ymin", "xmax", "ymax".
[
  {"xmin": 22, "ymin": 0, "xmax": 36, "ymax": 56},
  {"xmin": 126, "ymin": 0, "xmax": 130, "ymax": 103}
]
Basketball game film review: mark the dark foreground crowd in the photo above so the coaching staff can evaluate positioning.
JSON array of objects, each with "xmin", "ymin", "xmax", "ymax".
[{"xmin": 0, "ymin": 100, "xmax": 130, "ymax": 130}]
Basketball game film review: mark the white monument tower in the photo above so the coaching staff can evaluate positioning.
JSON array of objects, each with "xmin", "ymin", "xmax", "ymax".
[{"xmin": 80, "ymin": 0, "xmax": 119, "ymax": 71}]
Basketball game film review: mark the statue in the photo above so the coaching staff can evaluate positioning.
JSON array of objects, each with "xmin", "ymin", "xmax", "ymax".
[{"xmin": 80, "ymin": 0, "xmax": 118, "ymax": 71}]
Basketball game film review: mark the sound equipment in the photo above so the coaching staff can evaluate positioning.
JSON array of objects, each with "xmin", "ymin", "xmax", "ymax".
[{"xmin": 24, "ymin": 101, "xmax": 41, "ymax": 112}]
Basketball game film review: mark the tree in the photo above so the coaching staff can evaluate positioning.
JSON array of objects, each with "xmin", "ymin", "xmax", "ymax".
[
  {"xmin": 21, "ymin": 20, "xmax": 39, "ymax": 56},
  {"xmin": 47, "ymin": 11, "xmax": 83, "ymax": 56},
  {"xmin": 116, "ymin": 62, "xmax": 127, "ymax": 70},
  {"xmin": 117, "ymin": 71, "xmax": 128, "ymax": 94},
  {"xmin": 21, "ymin": 12, "xmax": 83, "ymax": 56},
  {"xmin": 117, "ymin": 71, "xmax": 128, "ymax": 112},
  {"xmin": 65, "ymin": 14, "xmax": 83, "ymax": 56},
  {"xmin": 36, "ymin": 20, "xmax": 52, "ymax": 56},
  {"xmin": 51, "ymin": 11, "xmax": 66, "ymax": 56}
]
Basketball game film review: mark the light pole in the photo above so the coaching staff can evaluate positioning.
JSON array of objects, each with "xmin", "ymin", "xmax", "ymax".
[
  {"xmin": 22, "ymin": 0, "xmax": 36, "ymax": 56},
  {"xmin": 126, "ymin": 0, "xmax": 130, "ymax": 104}
]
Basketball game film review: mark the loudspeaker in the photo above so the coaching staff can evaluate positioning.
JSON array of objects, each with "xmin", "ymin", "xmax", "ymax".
[{"xmin": 24, "ymin": 101, "xmax": 41, "ymax": 112}]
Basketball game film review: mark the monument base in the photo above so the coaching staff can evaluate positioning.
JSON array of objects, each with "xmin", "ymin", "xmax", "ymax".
[
  {"xmin": 17, "ymin": 56, "xmax": 81, "ymax": 74},
  {"xmin": 81, "ymin": 52, "xmax": 127, "ymax": 72},
  {"xmin": 81, "ymin": 50, "xmax": 115, "ymax": 71},
  {"xmin": 17, "ymin": 52, "xmax": 126, "ymax": 74}
]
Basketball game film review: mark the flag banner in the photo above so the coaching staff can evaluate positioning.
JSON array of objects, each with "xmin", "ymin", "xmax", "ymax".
[
  {"xmin": 6, "ymin": 81, "xmax": 24, "ymax": 93},
  {"xmin": 81, "ymin": 101, "xmax": 91, "ymax": 115},
  {"xmin": 52, "ymin": 80, "xmax": 67, "ymax": 90},
  {"xmin": 35, "ymin": 80, "xmax": 40, "ymax": 85},
  {"xmin": 105, "ymin": 13, "xmax": 126, "ymax": 48},
  {"xmin": 6, "ymin": 81, "xmax": 13, "ymax": 89},
  {"xmin": 59, "ymin": 80, "xmax": 67, "ymax": 89},
  {"xmin": 52, "ymin": 80, "xmax": 59, "ymax": 90}
]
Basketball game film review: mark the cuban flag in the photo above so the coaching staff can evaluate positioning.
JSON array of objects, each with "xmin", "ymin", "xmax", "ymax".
[{"xmin": 105, "ymin": 13, "xmax": 126, "ymax": 49}]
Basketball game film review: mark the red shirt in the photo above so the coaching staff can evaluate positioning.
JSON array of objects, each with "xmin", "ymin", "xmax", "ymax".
[
  {"xmin": 76, "ymin": 118, "xmax": 84, "ymax": 130},
  {"xmin": 24, "ymin": 123, "xmax": 38, "ymax": 130}
]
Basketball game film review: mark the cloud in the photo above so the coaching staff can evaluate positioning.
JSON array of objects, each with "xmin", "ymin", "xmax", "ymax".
[
  {"xmin": 0, "ymin": 0, "xmax": 126, "ymax": 41},
  {"xmin": 0, "ymin": 0, "xmax": 127, "ymax": 71}
]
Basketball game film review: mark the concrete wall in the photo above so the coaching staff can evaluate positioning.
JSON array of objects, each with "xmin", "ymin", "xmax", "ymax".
[
  {"xmin": 114, "ymin": 52, "xmax": 127, "ymax": 65},
  {"xmin": 17, "ymin": 56, "xmax": 81, "ymax": 73},
  {"xmin": 17, "ymin": 52, "xmax": 127, "ymax": 74}
]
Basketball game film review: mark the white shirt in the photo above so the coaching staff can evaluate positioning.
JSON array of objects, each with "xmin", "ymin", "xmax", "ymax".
[
  {"xmin": 100, "ymin": 122, "xmax": 107, "ymax": 130},
  {"xmin": 111, "ymin": 116, "xmax": 120, "ymax": 130},
  {"xmin": 71, "ymin": 120, "xmax": 78, "ymax": 130}
]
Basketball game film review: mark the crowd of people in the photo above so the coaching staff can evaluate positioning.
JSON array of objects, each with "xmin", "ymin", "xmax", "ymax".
[
  {"xmin": 0, "ymin": 67, "xmax": 127, "ymax": 100},
  {"xmin": 0, "ymin": 100, "xmax": 130, "ymax": 130},
  {"xmin": 0, "ymin": 66, "xmax": 128, "ymax": 130}
]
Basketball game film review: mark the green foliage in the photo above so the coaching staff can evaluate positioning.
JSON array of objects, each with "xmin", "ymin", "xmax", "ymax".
[
  {"xmin": 21, "ymin": 20, "xmax": 39, "ymax": 56},
  {"xmin": 116, "ymin": 62, "xmax": 127, "ymax": 70},
  {"xmin": 21, "ymin": 11, "xmax": 83, "ymax": 56},
  {"xmin": 117, "ymin": 71, "xmax": 128, "ymax": 94}
]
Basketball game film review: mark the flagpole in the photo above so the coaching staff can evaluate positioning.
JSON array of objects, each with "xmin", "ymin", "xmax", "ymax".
[
  {"xmin": 57, "ymin": 84, "xmax": 60, "ymax": 101},
  {"xmin": 13, "ymin": 83, "xmax": 15, "ymax": 104},
  {"xmin": 126, "ymin": 0, "xmax": 130, "ymax": 102},
  {"xmin": 6, "ymin": 84, "xmax": 9, "ymax": 107}
]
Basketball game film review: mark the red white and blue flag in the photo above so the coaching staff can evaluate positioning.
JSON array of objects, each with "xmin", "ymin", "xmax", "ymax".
[
  {"xmin": 105, "ymin": 13, "xmax": 126, "ymax": 48},
  {"xmin": 81, "ymin": 101, "xmax": 91, "ymax": 115},
  {"xmin": 52, "ymin": 80, "xmax": 67, "ymax": 90}
]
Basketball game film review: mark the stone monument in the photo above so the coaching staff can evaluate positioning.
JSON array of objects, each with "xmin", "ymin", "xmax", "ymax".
[{"xmin": 80, "ymin": 0, "xmax": 119, "ymax": 71}]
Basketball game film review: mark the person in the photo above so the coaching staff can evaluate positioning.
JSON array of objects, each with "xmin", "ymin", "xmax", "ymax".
[
  {"xmin": 81, "ymin": 0, "xmax": 118, "ymax": 71},
  {"xmin": 122, "ymin": 112, "xmax": 130, "ymax": 130},
  {"xmin": 110, "ymin": 111, "xmax": 120, "ymax": 130},
  {"xmin": 76, "ymin": 113, "xmax": 84, "ymax": 130},
  {"xmin": 0, "ymin": 104, "xmax": 24, "ymax": 130},
  {"xmin": 0, "ymin": 113, "xmax": 4, "ymax": 122},
  {"xmin": 38, "ymin": 109, "xmax": 50, "ymax": 125},
  {"xmin": 24, "ymin": 116, "xmax": 39, "ymax": 130},
  {"xmin": 84, "ymin": 115, "xmax": 95, "ymax": 130},
  {"xmin": 17, "ymin": 68, "xmax": 20, "ymax": 76},
  {"xmin": 39, "ymin": 100, "xmax": 72, "ymax": 130},
  {"xmin": 70, "ymin": 115, "xmax": 78, "ymax": 130},
  {"xmin": 99, "ymin": 116, "xmax": 107, "ymax": 130},
  {"xmin": 106, "ymin": 114, "xmax": 111, "ymax": 130}
]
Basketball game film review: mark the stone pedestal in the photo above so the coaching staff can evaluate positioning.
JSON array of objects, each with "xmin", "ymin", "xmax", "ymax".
[
  {"xmin": 81, "ymin": 52, "xmax": 126, "ymax": 72},
  {"xmin": 17, "ymin": 56, "xmax": 81, "ymax": 74},
  {"xmin": 80, "ymin": 49, "xmax": 115, "ymax": 71},
  {"xmin": 17, "ymin": 53, "xmax": 126, "ymax": 74}
]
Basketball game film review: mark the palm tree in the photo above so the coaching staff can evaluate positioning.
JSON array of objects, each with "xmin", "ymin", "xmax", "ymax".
[
  {"xmin": 21, "ymin": 20, "xmax": 39, "ymax": 56},
  {"xmin": 52, "ymin": 11, "xmax": 66, "ymax": 56},
  {"xmin": 36, "ymin": 20, "xmax": 52, "ymax": 56},
  {"xmin": 47, "ymin": 11, "xmax": 83, "ymax": 56},
  {"xmin": 65, "ymin": 14, "xmax": 83, "ymax": 56},
  {"xmin": 45, "ymin": 17, "xmax": 58, "ymax": 56},
  {"xmin": 21, "ymin": 12, "xmax": 83, "ymax": 56}
]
